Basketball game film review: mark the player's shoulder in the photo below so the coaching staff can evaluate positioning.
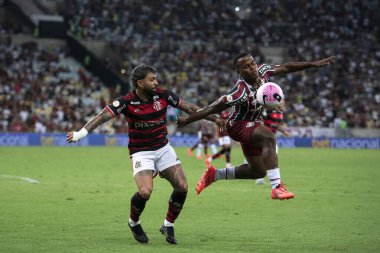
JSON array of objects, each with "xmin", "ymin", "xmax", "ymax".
[
  {"xmin": 123, "ymin": 91, "xmax": 136, "ymax": 101},
  {"xmin": 257, "ymin": 63, "xmax": 274, "ymax": 75},
  {"xmin": 233, "ymin": 79, "xmax": 248, "ymax": 89},
  {"xmin": 152, "ymin": 87, "xmax": 174, "ymax": 98}
]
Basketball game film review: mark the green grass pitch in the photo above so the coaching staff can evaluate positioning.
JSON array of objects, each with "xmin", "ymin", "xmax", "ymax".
[{"xmin": 1, "ymin": 147, "xmax": 380, "ymax": 253}]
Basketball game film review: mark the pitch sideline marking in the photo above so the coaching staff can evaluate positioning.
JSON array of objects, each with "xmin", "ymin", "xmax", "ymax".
[{"xmin": 1, "ymin": 174, "xmax": 39, "ymax": 184}]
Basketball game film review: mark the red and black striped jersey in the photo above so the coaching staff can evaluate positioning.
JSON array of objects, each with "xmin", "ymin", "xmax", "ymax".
[
  {"xmin": 222, "ymin": 64, "xmax": 275, "ymax": 123},
  {"xmin": 263, "ymin": 108, "xmax": 284, "ymax": 134},
  {"xmin": 106, "ymin": 88, "xmax": 182, "ymax": 155}
]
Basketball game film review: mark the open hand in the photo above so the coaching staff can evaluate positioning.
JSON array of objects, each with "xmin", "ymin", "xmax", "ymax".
[
  {"xmin": 313, "ymin": 56, "xmax": 335, "ymax": 67},
  {"xmin": 66, "ymin": 132, "xmax": 74, "ymax": 143}
]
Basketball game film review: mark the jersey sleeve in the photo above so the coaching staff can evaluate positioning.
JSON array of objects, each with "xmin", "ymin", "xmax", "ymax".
[
  {"xmin": 106, "ymin": 96, "xmax": 128, "ymax": 117},
  {"xmin": 164, "ymin": 90, "xmax": 182, "ymax": 108},
  {"xmin": 258, "ymin": 64, "xmax": 275, "ymax": 79},
  {"xmin": 222, "ymin": 83, "xmax": 248, "ymax": 107}
]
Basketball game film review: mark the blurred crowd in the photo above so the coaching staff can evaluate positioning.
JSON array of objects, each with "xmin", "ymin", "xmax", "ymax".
[
  {"xmin": 1, "ymin": 0, "xmax": 379, "ymax": 133},
  {"xmin": 59, "ymin": 0, "xmax": 380, "ymax": 128},
  {"xmin": 0, "ymin": 37, "xmax": 119, "ymax": 133}
]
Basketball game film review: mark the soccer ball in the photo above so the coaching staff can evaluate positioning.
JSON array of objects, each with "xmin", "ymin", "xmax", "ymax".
[{"xmin": 256, "ymin": 82, "xmax": 284, "ymax": 107}]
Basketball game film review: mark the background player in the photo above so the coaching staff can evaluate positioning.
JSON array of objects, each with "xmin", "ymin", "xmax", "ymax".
[{"xmin": 188, "ymin": 120, "xmax": 218, "ymax": 159}]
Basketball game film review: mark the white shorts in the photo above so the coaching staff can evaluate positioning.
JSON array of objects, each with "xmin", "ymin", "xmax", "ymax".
[
  {"xmin": 218, "ymin": 136, "xmax": 231, "ymax": 146},
  {"xmin": 130, "ymin": 142, "xmax": 181, "ymax": 176}
]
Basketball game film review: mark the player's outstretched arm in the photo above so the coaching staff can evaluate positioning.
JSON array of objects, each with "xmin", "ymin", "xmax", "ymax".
[
  {"xmin": 274, "ymin": 56, "xmax": 335, "ymax": 75},
  {"xmin": 177, "ymin": 98, "xmax": 227, "ymax": 128},
  {"xmin": 67, "ymin": 108, "xmax": 114, "ymax": 143}
]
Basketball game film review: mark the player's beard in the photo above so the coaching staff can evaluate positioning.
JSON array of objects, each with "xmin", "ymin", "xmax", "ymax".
[{"xmin": 143, "ymin": 87, "xmax": 155, "ymax": 97}]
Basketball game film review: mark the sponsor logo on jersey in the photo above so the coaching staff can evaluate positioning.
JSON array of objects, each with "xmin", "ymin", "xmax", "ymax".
[
  {"xmin": 227, "ymin": 93, "xmax": 248, "ymax": 106},
  {"xmin": 168, "ymin": 95, "xmax": 178, "ymax": 105},
  {"xmin": 258, "ymin": 64, "xmax": 271, "ymax": 75},
  {"xmin": 134, "ymin": 120, "xmax": 165, "ymax": 129},
  {"xmin": 116, "ymin": 104, "xmax": 127, "ymax": 113},
  {"xmin": 130, "ymin": 101, "xmax": 140, "ymax": 105}
]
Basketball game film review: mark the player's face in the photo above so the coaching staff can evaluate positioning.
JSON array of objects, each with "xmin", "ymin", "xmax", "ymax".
[
  {"xmin": 236, "ymin": 55, "xmax": 259, "ymax": 84},
  {"xmin": 138, "ymin": 72, "xmax": 158, "ymax": 96}
]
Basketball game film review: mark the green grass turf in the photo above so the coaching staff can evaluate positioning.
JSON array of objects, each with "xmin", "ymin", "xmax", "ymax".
[{"xmin": 1, "ymin": 147, "xmax": 380, "ymax": 253}]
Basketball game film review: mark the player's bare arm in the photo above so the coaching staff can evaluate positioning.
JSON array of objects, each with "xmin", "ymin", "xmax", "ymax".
[
  {"xmin": 66, "ymin": 108, "xmax": 114, "ymax": 143},
  {"xmin": 274, "ymin": 56, "xmax": 335, "ymax": 75},
  {"xmin": 177, "ymin": 97, "xmax": 227, "ymax": 128},
  {"xmin": 180, "ymin": 100, "xmax": 225, "ymax": 130}
]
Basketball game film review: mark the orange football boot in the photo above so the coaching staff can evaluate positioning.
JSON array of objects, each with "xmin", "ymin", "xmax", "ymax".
[
  {"xmin": 271, "ymin": 181, "xmax": 295, "ymax": 200},
  {"xmin": 196, "ymin": 164, "xmax": 216, "ymax": 194}
]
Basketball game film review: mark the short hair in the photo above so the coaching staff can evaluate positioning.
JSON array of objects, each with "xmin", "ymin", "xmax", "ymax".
[
  {"xmin": 130, "ymin": 65, "xmax": 156, "ymax": 88},
  {"xmin": 232, "ymin": 52, "xmax": 251, "ymax": 70}
]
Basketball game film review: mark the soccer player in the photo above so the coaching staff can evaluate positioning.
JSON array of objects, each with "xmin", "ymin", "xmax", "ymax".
[
  {"xmin": 206, "ymin": 110, "xmax": 233, "ymax": 168},
  {"xmin": 67, "ymin": 65, "xmax": 222, "ymax": 244},
  {"xmin": 177, "ymin": 52, "xmax": 335, "ymax": 199},
  {"xmin": 188, "ymin": 120, "xmax": 218, "ymax": 159}
]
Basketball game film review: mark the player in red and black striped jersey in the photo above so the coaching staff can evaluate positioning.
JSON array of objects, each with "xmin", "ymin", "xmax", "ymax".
[
  {"xmin": 262, "ymin": 106, "xmax": 291, "ymax": 138},
  {"xmin": 67, "ymin": 65, "xmax": 223, "ymax": 244},
  {"xmin": 178, "ymin": 52, "xmax": 334, "ymax": 200}
]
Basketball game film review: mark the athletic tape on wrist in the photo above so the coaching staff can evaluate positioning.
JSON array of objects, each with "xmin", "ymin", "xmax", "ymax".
[{"xmin": 72, "ymin": 128, "xmax": 88, "ymax": 142}]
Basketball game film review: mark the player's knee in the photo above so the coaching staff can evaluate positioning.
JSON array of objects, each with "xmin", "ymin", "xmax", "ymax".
[
  {"xmin": 138, "ymin": 188, "xmax": 152, "ymax": 200},
  {"xmin": 174, "ymin": 181, "xmax": 188, "ymax": 193}
]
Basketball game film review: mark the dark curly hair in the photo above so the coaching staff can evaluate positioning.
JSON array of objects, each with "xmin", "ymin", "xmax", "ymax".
[
  {"xmin": 130, "ymin": 65, "xmax": 156, "ymax": 88},
  {"xmin": 232, "ymin": 52, "xmax": 251, "ymax": 70}
]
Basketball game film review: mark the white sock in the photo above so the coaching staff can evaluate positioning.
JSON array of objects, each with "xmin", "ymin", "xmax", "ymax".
[
  {"xmin": 196, "ymin": 144, "xmax": 204, "ymax": 157},
  {"xmin": 164, "ymin": 219, "xmax": 174, "ymax": 227},
  {"xmin": 214, "ymin": 167, "xmax": 235, "ymax": 181},
  {"xmin": 267, "ymin": 168, "xmax": 281, "ymax": 189},
  {"xmin": 129, "ymin": 218, "xmax": 140, "ymax": 227},
  {"xmin": 210, "ymin": 144, "xmax": 218, "ymax": 154}
]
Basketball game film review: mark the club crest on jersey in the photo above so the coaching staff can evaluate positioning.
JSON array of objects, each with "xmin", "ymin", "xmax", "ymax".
[{"xmin": 153, "ymin": 100, "xmax": 162, "ymax": 111}]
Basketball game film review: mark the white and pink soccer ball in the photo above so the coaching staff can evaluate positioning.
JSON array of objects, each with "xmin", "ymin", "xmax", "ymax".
[{"xmin": 256, "ymin": 82, "xmax": 284, "ymax": 108}]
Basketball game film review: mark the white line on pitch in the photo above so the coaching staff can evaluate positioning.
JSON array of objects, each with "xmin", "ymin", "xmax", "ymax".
[{"xmin": 0, "ymin": 174, "xmax": 39, "ymax": 184}]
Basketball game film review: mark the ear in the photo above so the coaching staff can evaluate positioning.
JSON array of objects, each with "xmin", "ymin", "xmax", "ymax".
[{"xmin": 137, "ymin": 80, "xmax": 143, "ymax": 88}]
